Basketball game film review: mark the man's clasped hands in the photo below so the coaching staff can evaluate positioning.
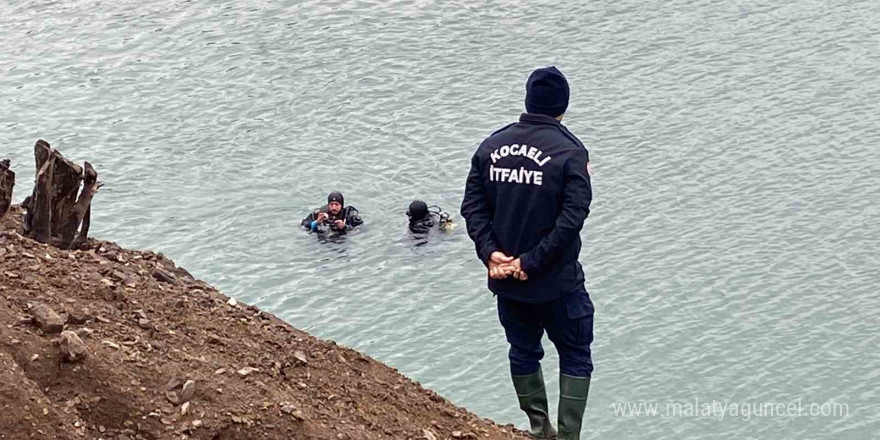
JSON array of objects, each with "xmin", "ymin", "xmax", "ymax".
[{"xmin": 488, "ymin": 251, "xmax": 529, "ymax": 281}]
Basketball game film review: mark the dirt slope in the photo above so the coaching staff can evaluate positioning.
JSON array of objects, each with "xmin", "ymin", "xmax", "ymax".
[{"xmin": 0, "ymin": 206, "xmax": 525, "ymax": 440}]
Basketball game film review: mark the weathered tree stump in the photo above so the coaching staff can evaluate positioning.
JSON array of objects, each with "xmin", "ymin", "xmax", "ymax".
[
  {"xmin": 50, "ymin": 150, "xmax": 84, "ymax": 235},
  {"xmin": 0, "ymin": 159, "xmax": 14, "ymax": 219},
  {"xmin": 23, "ymin": 140, "xmax": 100, "ymax": 249},
  {"xmin": 31, "ymin": 141, "xmax": 56, "ymax": 243},
  {"xmin": 60, "ymin": 161, "xmax": 97, "ymax": 248}
]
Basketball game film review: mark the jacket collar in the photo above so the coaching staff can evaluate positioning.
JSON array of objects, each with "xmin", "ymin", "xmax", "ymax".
[{"xmin": 519, "ymin": 112, "xmax": 562, "ymax": 126}]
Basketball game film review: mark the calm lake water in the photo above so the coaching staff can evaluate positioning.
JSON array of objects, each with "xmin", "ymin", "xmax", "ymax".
[{"xmin": 2, "ymin": 0, "xmax": 878, "ymax": 438}]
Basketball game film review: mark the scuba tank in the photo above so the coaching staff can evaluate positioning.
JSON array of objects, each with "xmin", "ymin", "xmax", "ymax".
[{"xmin": 428, "ymin": 205, "xmax": 456, "ymax": 232}]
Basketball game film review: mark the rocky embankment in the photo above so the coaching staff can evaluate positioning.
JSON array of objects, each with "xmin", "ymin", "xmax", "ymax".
[{"xmin": 0, "ymin": 206, "xmax": 525, "ymax": 440}]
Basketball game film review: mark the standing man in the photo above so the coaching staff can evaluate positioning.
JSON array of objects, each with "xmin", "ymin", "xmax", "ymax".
[{"xmin": 460, "ymin": 66, "xmax": 594, "ymax": 440}]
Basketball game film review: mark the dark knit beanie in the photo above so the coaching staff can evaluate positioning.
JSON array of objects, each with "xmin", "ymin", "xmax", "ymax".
[
  {"xmin": 407, "ymin": 200, "xmax": 429, "ymax": 222},
  {"xmin": 328, "ymin": 191, "xmax": 344, "ymax": 207},
  {"xmin": 525, "ymin": 66, "xmax": 569, "ymax": 117}
]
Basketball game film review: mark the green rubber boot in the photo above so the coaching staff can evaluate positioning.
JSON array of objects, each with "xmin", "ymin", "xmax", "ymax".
[
  {"xmin": 557, "ymin": 374, "xmax": 590, "ymax": 440},
  {"xmin": 511, "ymin": 368, "xmax": 557, "ymax": 439}
]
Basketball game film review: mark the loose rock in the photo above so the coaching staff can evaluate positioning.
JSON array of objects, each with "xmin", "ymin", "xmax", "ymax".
[
  {"xmin": 59, "ymin": 330, "xmax": 89, "ymax": 362},
  {"xmin": 237, "ymin": 367, "xmax": 260, "ymax": 377},
  {"xmin": 152, "ymin": 268, "xmax": 176, "ymax": 284},
  {"xmin": 293, "ymin": 350, "xmax": 308, "ymax": 364},
  {"xmin": 165, "ymin": 378, "xmax": 183, "ymax": 391},
  {"xmin": 165, "ymin": 391, "xmax": 179, "ymax": 405},
  {"xmin": 32, "ymin": 303, "xmax": 64, "ymax": 334},
  {"xmin": 179, "ymin": 380, "xmax": 196, "ymax": 403}
]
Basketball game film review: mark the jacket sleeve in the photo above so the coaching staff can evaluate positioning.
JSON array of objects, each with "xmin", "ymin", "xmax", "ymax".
[
  {"xmin": 301, "ymin": 211, "xmax": 317, "ymax": 228},
  {"xmin": 460, "ymin": 151, "xmax": 500, "ymax": 266},
  {"xmin": 344, "ymin": 207, "xmax": 363, "ymax": 230},
  {"xmin": 519, "ymin": 148, "xmax": 592, "ymax": 274}
]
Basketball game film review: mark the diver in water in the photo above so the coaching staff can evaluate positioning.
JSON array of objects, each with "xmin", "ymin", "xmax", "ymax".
[
  {"xmin": 406, "ymin": 200, "xmax": 456, "ymax": 235},
  {"xmin": 301, "ymin": 191, "xmax": 363, "ymax": 234}
]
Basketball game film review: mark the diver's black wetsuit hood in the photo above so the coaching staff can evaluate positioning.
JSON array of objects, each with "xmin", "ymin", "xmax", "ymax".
[
  {"xmin": 407, "ymin": 200, "xmax": 429, "ymax": 222},
  {"xmin": 328, "ymin": 191, "xmax": 344, "ymax": 207}
]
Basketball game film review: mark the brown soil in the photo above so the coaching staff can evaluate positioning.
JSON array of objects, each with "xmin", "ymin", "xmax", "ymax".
[{"xmin": 0, "ymin": 206, "xmax": 526, "ymax": 440}]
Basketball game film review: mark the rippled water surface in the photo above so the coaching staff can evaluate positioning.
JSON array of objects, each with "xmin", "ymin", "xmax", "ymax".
[{"xmin": 2, "ymin": 0, "xmax": 879, "ymax": 438}]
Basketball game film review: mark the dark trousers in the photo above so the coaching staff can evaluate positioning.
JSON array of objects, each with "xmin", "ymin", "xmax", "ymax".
[{"xmin": 497, "ymin": 287, "xmax": 594, "ymax": 377}]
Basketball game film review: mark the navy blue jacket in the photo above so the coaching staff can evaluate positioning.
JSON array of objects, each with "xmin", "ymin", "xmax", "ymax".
[{"xmin": 461, "ymin": 113, "xmax": 592, "ymax": 303}]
